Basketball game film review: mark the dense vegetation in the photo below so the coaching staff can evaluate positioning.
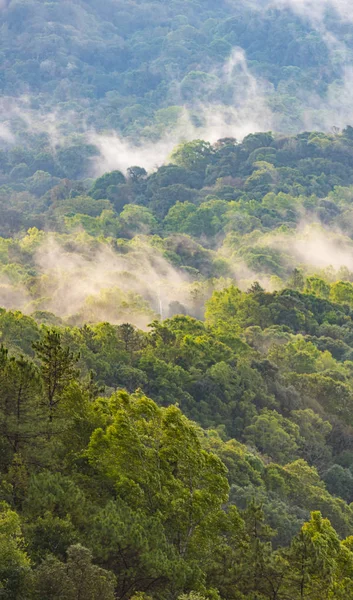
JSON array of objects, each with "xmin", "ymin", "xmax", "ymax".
[
  {"xmin": 0, "ymin": 0, "xmax": 352, "ymax": 148},
  {"xmin": 3, "ymin": 129, "xmax": 353, "ymax": 324},
  {"xmin": 3, "ymin": 125, "xmax": 353, "ymax": 597},
  {"xmin": 3, "ymin": 1, "xmax": 353, "ymax": 598},
  {"xmin": 5, "ymin": 281, "xmax": 353, "ymax": 598}
]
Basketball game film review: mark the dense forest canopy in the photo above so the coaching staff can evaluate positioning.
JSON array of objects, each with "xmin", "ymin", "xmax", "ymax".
[
  {"xmin": 1, "ymin": 0, "xmax": 353, "ymax": 162},
  {"xmin": 3, "ymin": 0, "xmax": 353, "ymax": 599},
  {"xmin": 3, "ymin": 130, "xmax": 353, "ymax": 325}
]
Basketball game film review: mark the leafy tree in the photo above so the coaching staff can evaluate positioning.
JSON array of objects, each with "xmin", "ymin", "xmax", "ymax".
[
  {"xmin": 323, "ymin": 465, "xmax": 353, "ymax": 503},
  {"xmin": 127, "ymin": 166, "xmax": 147, "ymax": 184},
  {"xmin": 87, "ymin": 391, "xmax": 229, "ymax": 556},
  {"xmin": 0, "ymin": 502, "xmax": 31, "ymax": 599},
  {"xmin": 305, "ymin": 276, "xmax": 331, "ymax": 299},
  {"xmin": 284, "ymin": 511, "xmax": 341, "ymax": 599},
  {"xmin": 90, "ymin": 171, "xmax": 126, "ymax": 200},
  {"xmin": 244, "ymin": 409, "xmax": 302, "ymax": 464},
  {"xmin": 89, "ymin": 499, "xmax": 190, "ymax": 598},
  {"xmin": 32, "ymin": 545, "xmax": 116, "ymax": 600},
  {"xmin": 170, "ymin": 141, "xmax": 215, "ymax": 175},
  {"xmin": 292, "ymin": 409, "xmax": 332, "ymax": 471},
  {"xmin": 330, "ymin": 281, "xmax": 353, "ymax": 306}
]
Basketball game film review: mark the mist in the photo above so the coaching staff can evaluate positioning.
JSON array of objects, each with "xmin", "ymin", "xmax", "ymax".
[
  {"xmin": 83, "ymin": 26, "xmax": 353, "ymax": 175},
  {"xmin": 91, "ymin": 48, "xmax": 274, "ymax": 176},
  {"xmin": 3, "ymin": 220, "xmax": 353, "ymax": 327},
  {"xmin": 0, "ymin": 5, "xmax": 351, "ymax": 175},
  {"xmin": 272, "ymin": 0, "xmax": 353, "ymax": 24},
  {"xmin": 0, "ymin": 0, "xmax": 352, "ymax": 178},
  {"xmin": 0, "ymin": 123, "xmax": 14, "ymax": 144},
  {"xmin": 89, "ymin": 131, "xmax": 179, "ymax": 177},
  {"xmin": 0, "ymin": 277, "xmax": 30, "ymax": 311},
  {"xmin": 0, "ymin": 236, "xmax": 200, "ymax": 327},
  {"xmin": 285, "ymin": 225, "xmax": 353, "ymax": 272},
  {"xmin": 257, "ymin": 222, "xmax": 353, "ymax": 279}
]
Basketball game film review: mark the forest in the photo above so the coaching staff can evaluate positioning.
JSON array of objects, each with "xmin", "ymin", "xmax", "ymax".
[
  {"xmin": 2, "ymin": 130, "xmax": 353, "ymax": 598},
  {"xmin": 3, "ymin": 0, "xmax": 353, "ymax": 599},
  {"xmin": 1, "ymin": 0, "xmax": 353, "ymax": 147}
]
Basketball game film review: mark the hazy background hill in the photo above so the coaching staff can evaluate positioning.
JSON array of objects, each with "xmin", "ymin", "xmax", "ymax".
[{"xmin": 1, "ymin": 0, "xmax": 353, "ymax": 165}]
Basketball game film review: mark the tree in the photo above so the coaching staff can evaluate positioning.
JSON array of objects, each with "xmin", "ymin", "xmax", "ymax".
[
  {"xmin": 244, "ymin": 409, "xmax": 302, "ymax": 464},
  {"xmin": 0, "ymin": 348, "xmax": 43, "ymax": 471},
  {"xmin": 288, "ymin": 268, "xmax": 305, "ymax": 291},
  {"xmin": 304, "ymin": 276, "xmax": 330, "ymax": 299},
  {"xmin": 33, "ymin": 330, "xmax": 79, "ymax": 423},
  {"xmin": 330, "ymin": 281, "xmax": 353, "ymax": 306},
  {"xmin": 241, "ymin": 500, "xmax": 276, "ymax": 597},
  {"xmin": 323, "ymin": 465, "xmax": 353, "ymax": 503},
  {"xmin": 32, "ymin": 544, "xmax": 116, "ymax": 600},
  {"xmin": 170, "ymin": 140, "xmax": 215, "ymax": 175},
  {"xmin": 127, "ymin": 166, "xmax": 147, "ymax": 183},
  {"xmin": 89, "ymin": 499, "xmax": 188, "ymax": 599},
  {"xmin": 205, "ymin": 285, "xmax": 251, "ymax": 333},
  {"xmin": 119, "ymin": 204, "xmax": 157, "ymax": 235},
  {"xmin": 0, "ymin": 502, "xmax": 31, "ymax": 599},
  {"xmin": 87, "ymin": 391, "xmax": 229, "ymax": 557},
  {"xmin": 292, "ymin": 409, "xmax": 332, "ymax": 471},
  {"xmin": 117, "ymin": 323, "xmax": 145, "ymax": 355},
  {"xmin": 89, "ymin": 170, "xmax": 126, "ymax": 200},
  {"xmin": 284, "ymin": 511, "xmax": 341, "ymax": 599},
  {"xmin": 164, "ymin": 201, "xmax": 197, "ymax": 234}
]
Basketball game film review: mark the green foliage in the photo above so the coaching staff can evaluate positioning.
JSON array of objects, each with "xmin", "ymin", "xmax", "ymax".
[
  {"xmin": 1, "ymin": 317, "xmax": 353, "ymax": 597},
  {"xmin": 31, "ymin": 544, "xmax": 116, "ymax": 600},
  {"xmin": 170, "ymin": 141, "xmax": 215, "ymax": 175},
  {"xmin": 1, "ymin": 11, "xmax": 353, "ymax": 594},
  {"xmin": 89, "ymin": 171, "xmax": 126, "ymax": 200},
  {"xmin": 2, "ymin": 0, "xmax": 353, "ymax": 596},
  {"xmin": 0, "ymin": 502, "xmax": 30, "ymax": 599},
  {"xmin": 244, "ymin": 409, "xmax": 301, "ymax": 464},
  {"xmin": 33, "ymin": 330, "xmax": 79, "ymax": 423},
  {"xmin": 87, "ymin": 391, "xmax": 230, "ymax": 548}
]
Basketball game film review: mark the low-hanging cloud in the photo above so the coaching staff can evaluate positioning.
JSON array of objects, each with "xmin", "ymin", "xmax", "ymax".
[
  {"xmin": 197, "ymin": 47, "xmax": 274, "ymax": 140},
  {"xmin": 0, "ymin": 95, "xmax": 86, "ymax": 151},
  {"xmin": 0, "ymin": 45, "xmax": 274, "ymax": 176},
  {"xmin": 0, "ymin": 278, "xmax": 30, "ymax": 311},
  {"xmin": 91, "ymin": 48, "xmax": 274, "ymax": 175},
  {"xmin": 239, "ymin": 0, "xmax": 353, "ymax": 24},
  {"xmin": 271, "ymin": 0, "xmax": 353, "ymax": 65},
  {"xmin": 273, "ymin": 0, "xmax": 353, "ymax": 24},
  {"xmin": 3, "ymin": 222, "xmax": 353, "ymax": 325},
  {"xmin": 220, "ymin": 215, "xmax": 353, "ymax": 292},
  {"xmin": 0, "ymin": 123, "xmax": 14, "ymax": 144},
  {"xmin": 89, "ymin": 131, "xmax": 180, "ymax": 176},
  {"xmin": 300, "ymin": 66, "xmax": 353, "ymax": 131},
  {"xmin": 290, "ymin": 226, "xmax": 353, "ymax": 271},
  {"xmin": 262, "ymin": 222, "xmax": 353, "ymax": 274},
  {"xmin": 15, "ymin": 236, "xmax": 197, "ymax": 327},
  {"xmin": 0, "ymin": 1, "xmax": 352, "ymax": 177}
]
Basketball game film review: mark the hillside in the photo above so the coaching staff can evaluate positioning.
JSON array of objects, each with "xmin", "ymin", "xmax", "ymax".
[
  {"xmin": 3, "ymin": 1, "xmax": 353, "ymax": 599},
  {"xmin": 2, "ymin": 130, "xmax": 353, "ymax": 597},
  {"xmin": 3, "ymin": 130, "xmax": 353, "ymax": 323},
  {"xmin": 0, "ymin": 0, "xmax": 353, "ymax": 149}
]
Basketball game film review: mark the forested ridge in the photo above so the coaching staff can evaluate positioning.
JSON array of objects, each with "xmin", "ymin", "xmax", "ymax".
[
  {"xmin": 3, "ymin": 0, "xmax": 353, "ymax": 598},
  {"xmin": 0, "ymin": 0, "xmax": 351, "ymax": 138},
  {"xmin": 4, "ymin": 130, "xmax": 353, "ymax": 597},
  {"xmin": 4, "ymin": 130, "xmax": 353, "ymax": 322}
]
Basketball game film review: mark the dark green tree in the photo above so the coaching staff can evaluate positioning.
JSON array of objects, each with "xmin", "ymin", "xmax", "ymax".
[{"xmin": 33, "ymin": 331, "xmax": 79, "ymax": 423}]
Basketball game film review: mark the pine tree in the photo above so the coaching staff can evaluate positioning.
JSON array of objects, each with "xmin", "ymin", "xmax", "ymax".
[{"xmin": 33, "ymin": 330, "xmax": 79, "ymax": 424}]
